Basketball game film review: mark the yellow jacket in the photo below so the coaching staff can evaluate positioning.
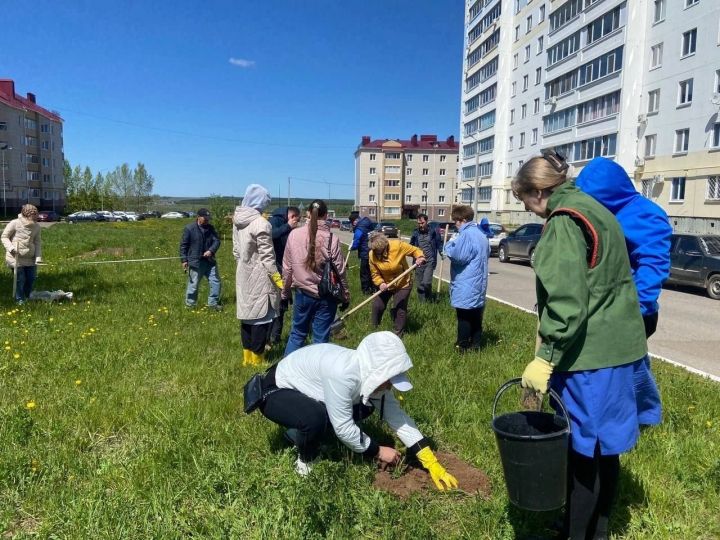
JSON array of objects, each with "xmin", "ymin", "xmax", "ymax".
[{"xmin": 369, "ymin": 239, "xmax": 423, "ymax": 290}]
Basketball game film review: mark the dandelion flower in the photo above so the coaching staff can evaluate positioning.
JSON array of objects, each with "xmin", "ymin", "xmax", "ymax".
[
  {"xmin": 4, "ymin": 346, "xmax": 10, "ymax": 351},
  {"xmin": 26, "ymin": 400, "xmax": 36, "ymax": 410},
  {"xmin": 49, "ymin": 317, "xmax": 54, "ymax": 322},
  {"xmin": 75, "ymin": 379, "xmax": 82, "ymax": 386},
  {"xmin": 13, "ymin": 353, "xmax": 20, "ymax": 359},
  {"xmin": 708, "ymin": 421, "xmax": 714, "ymax": 428}
]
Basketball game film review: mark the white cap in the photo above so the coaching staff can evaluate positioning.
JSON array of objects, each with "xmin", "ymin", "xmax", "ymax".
[{"xmin": 390, "ymin": 372, "xmax": 413, "ymax": 392}]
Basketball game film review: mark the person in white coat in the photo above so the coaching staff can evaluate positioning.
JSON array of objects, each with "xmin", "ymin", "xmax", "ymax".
[
  {"xmin": 2, "ymin": 204, "xmax": 42, "ymax": 304},
  {"xmin": 257, "ymin": 331, "xmax": 459, "ymax": 488},
  {"xmin": 233, "ymin": 184, "xmax": 283, "ymax": 366}
]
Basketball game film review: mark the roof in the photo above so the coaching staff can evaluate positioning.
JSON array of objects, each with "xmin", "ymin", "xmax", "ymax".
[
  {"xmin": 358, "ymin": 134, "xmax": 458, "ymax": 151},
  {"xmin": 0, "ymin": 79, "xmax": 63, "ymax": 123}
]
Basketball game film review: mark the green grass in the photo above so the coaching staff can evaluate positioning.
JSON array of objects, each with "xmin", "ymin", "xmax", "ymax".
[{"xmin": 1, "ymin": 220, "xmax": 718, "ymax": 539}]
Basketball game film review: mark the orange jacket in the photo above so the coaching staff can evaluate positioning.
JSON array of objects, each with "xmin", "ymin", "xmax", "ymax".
[{"xmin": 369, "ymin": 239, "xmax": 423, "ymax": 290}]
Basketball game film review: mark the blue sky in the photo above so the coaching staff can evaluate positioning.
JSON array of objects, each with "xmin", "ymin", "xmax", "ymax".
[{"xmin": 1, "ymin": 0, "xmax": 464, "ymax": 199}]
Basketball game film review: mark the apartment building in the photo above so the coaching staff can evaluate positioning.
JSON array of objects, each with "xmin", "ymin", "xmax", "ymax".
[
  {"xmin": 460, "ymin": 0, "xmax": 720, "ymax": 227},
  {"xmin": 354, "ymin": 135, "xmax": 459, "ymax": 221},
  {"xmin": 0, "ymin": 79, "xmax": 65, "ymax": 216}
]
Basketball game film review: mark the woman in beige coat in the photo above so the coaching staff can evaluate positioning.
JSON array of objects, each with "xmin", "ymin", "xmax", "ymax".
[
  {"xmin": 2, "ymin": 204, "xmax": 42, "ymax": 304},
  {"xmin": 233, "ymin": 184, "xmax": 282, "ymax": 366}
]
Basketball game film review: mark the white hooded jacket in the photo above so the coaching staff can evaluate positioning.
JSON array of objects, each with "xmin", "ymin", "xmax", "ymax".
[{"xmin": 274, "ymin": 332, "xmax": 424, "ymax": 453}]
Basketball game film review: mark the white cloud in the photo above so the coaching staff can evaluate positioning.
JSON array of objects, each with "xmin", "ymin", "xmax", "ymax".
[{"xmin": 229, "ymin": 57, "xmax": 256, "ymax": 68}]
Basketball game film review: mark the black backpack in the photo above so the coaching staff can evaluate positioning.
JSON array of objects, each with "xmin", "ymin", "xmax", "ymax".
[{"xmin": 318, "ymin": 234, "xmax": 346, "ymax": 303}]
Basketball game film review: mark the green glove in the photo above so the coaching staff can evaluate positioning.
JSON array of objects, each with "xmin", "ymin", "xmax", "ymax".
[
  {"xmin": 416, "ymin": 447, "xmax": 458, "ymax": 491},
  {"xmin": 521, "ymin": 357, "xmax": 554, "ymax": 393},
  {"xmin": 270, "ymin": 272, "xmax": 284, "ymax": 290}
]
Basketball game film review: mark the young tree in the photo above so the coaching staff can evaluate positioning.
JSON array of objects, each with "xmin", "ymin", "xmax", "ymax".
[{"xmin": 132, "ymin": 162, "xmax": 154, "ymax": 211}]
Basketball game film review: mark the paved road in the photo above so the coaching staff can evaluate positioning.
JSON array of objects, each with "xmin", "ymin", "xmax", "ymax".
[{"xmin": 336, "ymin": 230, "xmax": 720, "ymax": 380}]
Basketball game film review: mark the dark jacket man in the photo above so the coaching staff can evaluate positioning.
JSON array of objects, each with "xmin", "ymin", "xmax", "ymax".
[
  {"xmin": 180, "ymin": 219, "xmax": 221, "ymax": 268},
  {"xmin": 269, "ymin": 206, "xmax": 300, "ymax": 272}
]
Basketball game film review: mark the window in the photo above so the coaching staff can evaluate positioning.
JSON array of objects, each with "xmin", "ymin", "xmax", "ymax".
[
  {"xmin": 523, "ymin": 75, "xmax": 529, "ymax": 91},
  {"xmin": 641, "ymin": 180, "xmax": 654, "ymax": 198},
  {"xmin": 510, "ymin": 109, "xmax": 515, "ymax": 123},
  {"xmin": 515, "ymin": 25, "xmax": 520, "ymax": 41},
  {"xmin": 535, "ymin": 67, "xmax": 542, "ymax": 85},
  {"xmin": 422, "ymin": 168, "xmax": 429, "ymax": 176},
  {"xmin": 716, "ymin": 70, "xmax": 720, "ymax": 93},
  {"xmin": 439, "ymin": 195, "xmax": 446, "ymax": 203},
  {"xmin": 512, "ymin": 82, "xmax": 517, "ymax": 96},
  {"xmin": 370, "ymin": 154, "xmax": 376, "ymax": 161},
  {"xmin": 685, "ymin": 0, "xmax": 699, "ymax": 7},
  {"xmin": 479, "ymin": 187, "xmax": 492, "ymax": 202},
  {"xmin": 648, "ymin": 89, "xmax": 660, "ymax": 113},
  {"xmin": 507, "ymin": 162, "xmax": 513, "ymax": 176},
  {"xmin": 671, "ymin": 177, "xmax": 686, "ymax": 201},
  {"xmin": 708, "ymin": 177, "xmax": 720, "ymax": 200},
  {"xmin": 384, "ymin": 207, "xmax": 401, "ymax": 215},
  {"xmin": 547, "ymin": 33, "xmax": 581, "ymax": 67},
  {"xmin": 386, "ymin": 152, "xmax": 400, "ymax": 159},
  {"xmin": 527, "ymin": 15, "xmax": 533, "ymax": 33},
  {"xmin": 422, "ymin": 181, "xmax": 429, "ymax": 189},
  {"xmin": 0, "ymin": 122, "xmax": 7, "ymax": 131},
  {"xmin": 532, "ymin": 128, "xmax": 538, "ymax": 144},
  {"xmin": 440, "ymin": 155, "xmax": 446, "ymax": 162},
  {"xmin": 653, "ymin": 0, "xmax": 665, "ymax": 22},
  {"xmin": 520, "ymin": 132, "xmax": 526, "ymax": 148},
  {"xmin": 438, "ymin": 209, "xmax": 445, "ymax": 217},
  {"xmin": 549, "ymin": 0, "xmax": 582, "ymax": 33},
  {"xmin": 576, "ymin": 134, "xmax": 617, "ymax": 161},
  {"xmin": 369, "ymin": 181, "xmax": 376, "ymax": 188},
  {"xmin": 675, "ymin": 129, "xmax": 690, "ymax": 153},
  {"xmin": 518, "ymin": 159, "xmax": 524, "ymax": 169},
  {"xmin": 539, "ymin": 4, "xmax": 546, "ymax": 22},
  {"xmin": 41, "ymin": 141, "xmax": 50, "ymax": 150},
  {"xmin": 465, "ymin": 57, "xmax": 499, "ymax": 91},
  {"xmin": 650, "ymin": 43, "xmax": 663, "ymax": 68},
  {"xmin": 369, "ymin": 167, "xmax": 376, "ymax": 175},
  {"xmin": 384, "ymin": 179, "xmax": 400, "ymax": 187},
  {"xmin": 682, "ymin": 29, "xmax": 697, "ymax": 57},
  {"xmin": 576, "ymin": 90, "xmax": 621, "ymax": 123},
  {"xmin": 586, "ymin": 5, "xmax": 621, "ymax": 45},
  {"xmin": 26, "ymin": 171, "xmax": 40, "ymax": 181},
  {"xmin": 407, "ymin": 154, "xmax": 413, "ymax": 161},
  {"xmin": 712, "ymin": 123, "xmax": 720, "ymax": 148},
  {"xmin": 525, "ymin": 45, "xmax": 531, "ymax": 62},
  {"xmin": 24, "ymin": 118, "xmax": 37, "ymax": 129},
  {"xmin": 537, "ymin": 36, "xmax": 544, "ymax": 54},
  {"xmin": 645, "ymin": 135, "xmax": 657, "ymax": 157},
  {"xmin": 521, "ymin": 104, "xmax": 527, "ymax": 118},
  {"xmin": 534, "ymin": 98, "xmax": 540, "ymax": 114},
  {"xmin": 384, "ymin": 193, "xmax": 400, "ymax": 201},
  {"xmin": 439, "ymin": 182, "xmax": 446, "ymax": 189},
  {"xmin": 678, "ymin": 79, "xmax": 693, "ymax": 106},
  {"xmin": 513, "ymin": 53, "xmax": 519, "ymax": 69},
  {"xmin": 24, "ymin": 136, "xmax": 37, "ymax": 147},
  {"xmin": 406, "ymin": 167, "xmax": 412, "ymax": 175},
  {"xmin": 421, "ymin": 194, "xmax": 428, "ymax": 203},
  {"xmin": 543, "ymin": 106, "xmax": 576, "ymax": 133},
  {"xmin": 509, "ymin": 136, "xmax": 514, "ymax": 150},
  {"xmin": 406, "ymin": 181, "xmax": 412, "ymax": 189},
  {"xmin": 384, "ymin": 166, "xmax": 400, "ymax": 174},
  {"xmin": 369, "ymin": 206, "xmax": 376, "ymax": 215},
  {"xmin": 422, "ymin": 155, "xmax": 429, "ymax": 162}
]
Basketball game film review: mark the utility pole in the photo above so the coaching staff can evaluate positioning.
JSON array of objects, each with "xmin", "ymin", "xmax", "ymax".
[{"xmin": 287, "ymin": 177, "xmax": 290, "ymax": 207}]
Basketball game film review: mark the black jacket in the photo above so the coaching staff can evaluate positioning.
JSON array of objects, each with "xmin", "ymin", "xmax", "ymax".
[
  {"xmin": 180, "ymin": 221, "xmax": 221, "ymax": 267},
  {"xmin": 269, "ymin": 207, "xmax": 293, "ymax": 271}
]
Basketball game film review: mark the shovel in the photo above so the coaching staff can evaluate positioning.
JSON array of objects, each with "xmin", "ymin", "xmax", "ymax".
[
  {"xmin": 11, "ymin": 241, "xmax": 18, "ymax": 302},
  {"xmin": 330, "ymin": 262, "xmax": 419, "ymax": 337}
]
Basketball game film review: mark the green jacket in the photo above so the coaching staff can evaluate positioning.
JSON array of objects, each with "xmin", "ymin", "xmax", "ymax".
[{"xmin": 534, "ymin": 181, "xmax": 647, "ymax": 372}]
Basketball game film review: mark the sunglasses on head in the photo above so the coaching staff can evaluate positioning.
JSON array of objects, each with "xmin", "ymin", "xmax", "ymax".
[{"xmin": 541, "ymin": 149, "xmax": 569, "ymax": 173}]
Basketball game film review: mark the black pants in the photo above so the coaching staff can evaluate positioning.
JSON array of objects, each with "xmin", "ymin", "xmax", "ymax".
[
  {"xmin": 455, "ymin": 306, "xmax": 485, "ymax": 350},
  {"xmin": 372, "ymin": 287, "xmax": 411, "ymax": 337},
  {"xmin": 269, "ymin": 297, "xmax": 290, "ymax": 344},
  {"xmin": 359, "ymin": 257, "xmax": 375, "ymax": 294},
  {"xmin": 564, "ymin": 444, "xmax": 620, "ymax": 540},
  {"xmin": 240, "ymin": 322, "xmax": 272, "ymax": 354}
]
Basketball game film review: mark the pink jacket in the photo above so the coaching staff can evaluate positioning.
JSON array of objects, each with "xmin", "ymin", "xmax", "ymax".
[{"xmin": 282, "ymin": 221, "xmax": 349, "ymax": 301}]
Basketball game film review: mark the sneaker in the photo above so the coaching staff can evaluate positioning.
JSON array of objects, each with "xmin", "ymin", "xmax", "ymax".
[
  {"xmin": 208, "ymin": 304, "xmax": 223, "ymax": 312},
  {"xmin": 295, "ymin": 457, "xmax": 315, "ymax": 477},
  {"xmin": 185, "ymin": 303, "xmax": 196, "ymax": 309},
  {"xmin": 15, "ymin": 299, "xmax": 24, "ymax": 306}
]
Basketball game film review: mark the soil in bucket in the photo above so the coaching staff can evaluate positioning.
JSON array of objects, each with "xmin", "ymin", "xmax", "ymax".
[{"xmin": 373, "ymin": 451, "xmax": 491, "ymax": 499}]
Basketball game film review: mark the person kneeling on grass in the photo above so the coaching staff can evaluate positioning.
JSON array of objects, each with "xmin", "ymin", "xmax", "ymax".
[{"xmin": 256, "ymin": 331, "xmax": 458, "ymax": 489}]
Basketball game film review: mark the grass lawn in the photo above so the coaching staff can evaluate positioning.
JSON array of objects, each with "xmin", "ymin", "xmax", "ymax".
[{"xmin": 1, "ymin": 219, "xmax": 718, "ymax": 539}]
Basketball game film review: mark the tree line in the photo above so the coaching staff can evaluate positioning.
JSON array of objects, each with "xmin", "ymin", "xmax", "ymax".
[{"xmin": 63, "ymin": 160, "xmax": 155, "ymax": 213}]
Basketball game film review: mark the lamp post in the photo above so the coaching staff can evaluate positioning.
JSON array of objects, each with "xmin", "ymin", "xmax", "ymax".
[{"xmin": 1, "ymin": 143, "xmax": 11, "ymax": 218}]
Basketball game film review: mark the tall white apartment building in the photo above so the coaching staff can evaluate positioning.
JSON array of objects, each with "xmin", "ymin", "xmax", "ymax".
[{"xmin": 460, "ymin": 0, "xmax": 720, "ymax": 226}]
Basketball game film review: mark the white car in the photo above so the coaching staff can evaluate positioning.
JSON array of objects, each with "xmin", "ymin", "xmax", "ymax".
[
  {"xmin": 112, "ymin": 211, "xmax": 129, "ymax": 222},
  {"xmin": 161, "ymin": 212, "xmax": 185, "ymax": 219},
  {"xmin": 124, "ymin": 211, "xmax": 141, "ymax": 221},
  {"xmin": 487, "ymin": 222, "xmax": 507, "ymax": 256}
]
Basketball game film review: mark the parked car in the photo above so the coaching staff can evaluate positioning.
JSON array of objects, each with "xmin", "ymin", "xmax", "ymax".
[
  {"xmin": 161, "ymin": 211, "xmax": 186, "ymax": 219},
  {"xmin": 141, "ymin": 211, "xmax": 161, "ymax": 219},
  {"xmin": 36, "ymin": 210, "xmax": 60, "ymax": 222},
  {"xmin": 326, "ymin": 219, "xmax": 341, "ymax": 229},
  {"xmin": 124, "ymin": 211, "xmax": 144, "ymax": 221},
  {"xmin": 433, "ymin": 222, "xmax": 457, "ymax": 240},
  {"xmin": 112, "ymin": 211, "xmax": 129, "ymax": 222},
  {"xmin": 497, "ymin": 223, "xmax": 544, "ymax": 266},
  {"xmin": 67, "ymin": 211, "xmax": 104, "ymax": 223},
  {"xmin": 666, "ymin": 233, "xmax": 720, "ymax": 300},
  {"xmin": 487, "ymin": 222, "xmax": 507, "ymax": 256},
  {"xmin": 340, "ymin": 219, "xmax": 352, "ymax": 231},
  {"xmin": 375, "ymin": 221, "xmax": 399, "ymax": 238}
]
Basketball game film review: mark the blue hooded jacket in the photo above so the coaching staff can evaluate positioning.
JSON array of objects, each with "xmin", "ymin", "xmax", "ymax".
[
  {"xmin": 479, "ymin": 217, "xmax": 494, "ymax": 238},
  {"xmin": 269, "ymin": 207, "xmax": 293, "ymax": 271},
  {"xmin": 575, "ymin": 157, "xmax": 672, "ymax": 316},
  {"xmin": 444, "ymin": 222, "xmax": 489, "ymax": 309},
  {"xmin": 350, "ymin": 216, "xmax": 375, "ymax": 259}
]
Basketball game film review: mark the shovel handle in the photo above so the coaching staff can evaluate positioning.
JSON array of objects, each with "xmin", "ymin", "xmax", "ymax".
[{"xmin": 339, "ymin": 262, "xmax": 419, "ymax": 320}]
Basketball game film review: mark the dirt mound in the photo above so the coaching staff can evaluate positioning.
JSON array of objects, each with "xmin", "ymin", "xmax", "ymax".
[{"xmin": 373, "ymin": 451, "xmax": 491, "ymax": 499}]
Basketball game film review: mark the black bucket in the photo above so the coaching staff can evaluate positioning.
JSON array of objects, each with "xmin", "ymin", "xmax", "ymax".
[{"xmin": 491, "ymin": 378, "xmax": 570, "ymax": 512}]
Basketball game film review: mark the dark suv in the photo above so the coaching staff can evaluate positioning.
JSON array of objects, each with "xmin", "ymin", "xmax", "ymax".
[
  {"xmin": 498, "ymin": 223, "xmax": 544, "ymax": 266},
  {"xmin": 375, "ymin": 221, "xmax": 399, "ymax": 238},
  {"xmin": 667, "ymin": 234, "xmax": 720, "ymax": 300}
]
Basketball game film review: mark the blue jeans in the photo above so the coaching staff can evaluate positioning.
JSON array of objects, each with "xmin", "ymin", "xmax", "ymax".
[
  {"xmin": 185, "ymin": 261, "xmax": 221, "ymax": 307},
  {"xmin": 14, "ymin": 265, "xmax": 37, "ymax": 302},
  {"xmin": 284, "ymin": 289, "xmax": 338, "ymax": 357}
]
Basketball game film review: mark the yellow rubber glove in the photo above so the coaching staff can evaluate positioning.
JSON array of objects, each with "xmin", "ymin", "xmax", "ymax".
[
  {"xmin": 416, "ymin": 447, "xmax": 458, "ymax": 491},
  {"xmin": 270, "ymin": 272, "xmax": 284, "ymax": 290},
  {"xmin": 521, "ymin": 357, "xmax": 554, "ymax": 393}
]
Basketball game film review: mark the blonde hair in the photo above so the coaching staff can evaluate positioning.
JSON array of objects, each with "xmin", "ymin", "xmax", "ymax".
[
  {"xmin": 21, "ymin": 204, "xmax": 39, "ymax": 218},
  {"xmin": 511, "ymin": 156, "xmax": 568, "ymax": 199},
  {"xmin": 369, "ymin": 233, "xmax": 389, "ymax": 261}
]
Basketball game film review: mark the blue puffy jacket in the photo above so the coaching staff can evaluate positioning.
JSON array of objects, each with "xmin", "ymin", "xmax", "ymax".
[
  {"xmin": 444, "ymin": 221, "xmax": 489, "ymax": 309},
  {"xmin": 479, "ymin": 217, "xmax": 494, "ymax": 238},
  {"xmin": 575, "ymin": 157, "xmax": 672, "ymax": 316},
  {"xmin": 350, "ymin": 217, "xmax": 375, "ymax": 259}
]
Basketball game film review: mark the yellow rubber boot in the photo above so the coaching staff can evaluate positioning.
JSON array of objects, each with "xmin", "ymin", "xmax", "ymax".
[
  {"xmin": 250, "ymin": 351, "xmax": 265, "ymax": 366},
  {"xmin": 242, "ymin": 349, "xmax": 252, "ymax": 366}
]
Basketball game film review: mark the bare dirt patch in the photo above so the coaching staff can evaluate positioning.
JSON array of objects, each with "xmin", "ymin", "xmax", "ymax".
[
  {"xmin": 76, "ymin": 247, "xmax": 134, "ymax": 260},
  {"xmin": 373, "ymin": 451, "xmax": 491, "ymax": 499}
]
